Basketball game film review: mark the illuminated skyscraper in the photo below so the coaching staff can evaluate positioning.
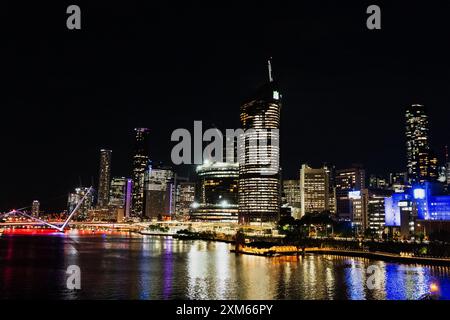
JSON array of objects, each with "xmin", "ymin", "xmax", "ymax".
[
  {"xmin": 109, "ymin": 177, "xmax": 127, "ymax": 208},
  {"xmin": 283, "ymin": 180, "xmax": 301, "ymax": 219},
  {"xmin": 32, "ymin": 200, "xmax": 40, "ymax": 217},
  {"xmin": 68, "ymin": 187, "xmax": 94, "ymax": 221},
  {"xmin": 175, "ymin": 180, "xmax": 196, "ymax": 219},
  {"xmin": 143, "ymin": 165, "xmax": 175, "ymax": 220},
  {"xmin": 405, "ymin": 104, "xmax": 431, "ymax": 184},
  {"xmin": 238, "ymin": 59, "xmax": 281, "ymax": 224},
  {"xmin": 97, "ymin": 149, "xmax": 112, "ymax": 208},
  {"xmin": 132, "ymin": 128, "xmax": 150, "ymax": 217}
]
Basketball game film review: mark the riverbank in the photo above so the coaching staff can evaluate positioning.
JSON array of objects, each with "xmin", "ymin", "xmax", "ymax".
[
  {"xmin": 136, "ymin": 230, "xmax": 450, "ymax": 266},
  {"xmin": 306, "ymin": 248, "xmax": 450, "ymax": 266},
  {"xmin": 232, "ymin": 245, "xmax": 450, "ymax": 266}
]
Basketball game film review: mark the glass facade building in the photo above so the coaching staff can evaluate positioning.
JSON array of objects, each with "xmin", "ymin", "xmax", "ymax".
[
  {"xmin": 131, "ymin": 128, "xmax": 150, "ymax": 217},
  {"xmin": 238, "ymin": 75, "xmax": 281, "ymax": 224},
  {"xmin": 97, "ymin": 149, "xmax": 112, "ymax": 208},
  {"xmin": 192, "ymin": 161, "xmax": 239, "ymax": 222}
]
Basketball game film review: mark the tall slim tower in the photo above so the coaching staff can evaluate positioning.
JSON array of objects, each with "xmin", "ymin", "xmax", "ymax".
[
  {"xmin": 132, "ymin": 128, "xmax": 150, "ymax": 217},
  {"xmin": 238, "ymin": 59, "xmax": 281, "ymax": 224},
  {"xmin": 405, "ymin": 104, "xmax": 430, "ymax": 184},
  {"xmin": 32, "ymin": 200, "xmax": 40, "ymax": 217},
  {"xmin": 97, "ymin": 149, "xmax": 112, "ymax": 208}
]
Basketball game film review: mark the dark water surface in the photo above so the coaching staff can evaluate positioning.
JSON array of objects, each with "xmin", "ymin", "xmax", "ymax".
[{"xmin": 1, "ymin": 232, "xmax": 449, "ymax": 299}]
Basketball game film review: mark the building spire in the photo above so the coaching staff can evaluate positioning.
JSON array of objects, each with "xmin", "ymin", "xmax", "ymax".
[{"xmin": 268, "ymin": 57, "xmax": 274, "ymax": 82}]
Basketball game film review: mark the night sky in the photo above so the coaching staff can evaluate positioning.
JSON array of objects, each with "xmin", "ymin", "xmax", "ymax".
[{"xmin": 1, "ymin": 1, "xmax": 450, "ymax": 211}]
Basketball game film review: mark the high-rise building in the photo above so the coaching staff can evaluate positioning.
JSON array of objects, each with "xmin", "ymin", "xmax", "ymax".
[
  {"xmin": 283, "ymin": 180, "xmax": 301, "ymax": 219},
  {"xmin": 325, "ymin": 165, "xmax": 337, "ymax": 214},
  {"xmin": 109, "ymin": 177, "xmax": 127, "ymax": 208},
  {"xmin": 405, "ymin": 104, "xmax": 431, "ymax": 184},
  {"xmin": 132, "ymin": 128, "xmax": 150, "ymax": 217},
  {"xmin": 32, "ymin": 200, "xmax": 40, "ymax": 217},
  {"xmin": 68, "ymin": 187, "xmax": 94, "ymax": 221},
  {"xmin": 97, "ymin": 149, "xmax": 112, "ymax": 208},
  {"xmin": 348, "ymin": 189, "xmax": 369, "ymax": 235},
  {"xmin": 349, "ymin": 188, "xmax": 392, "ymax": 237},
  {"xmin": 238, "ymin": 60, "xmax": 281, "ymax": 224},
  {"xmin": 367, "ymin": 189, "xmax": 392, "ymax": 237},
  {"xmin": 300, "ymin": 164, "xmax": 329, "ymax": 217},
  {"xmin": 175, "ymin": 180, "xmax": 196, "ymax": 218},
  {"xmin": 143, "ymin": 165, "xmax": 175, "ymax": 220},
  {"xmin": 192, "ymin": 161, "xmax": 239, "ymax": 222},
  {"xmin": 335, "ymin": 165, "xmax": 366, "ymax": 220}
]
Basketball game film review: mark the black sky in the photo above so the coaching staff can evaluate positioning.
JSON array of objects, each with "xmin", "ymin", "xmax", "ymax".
[{"xmin": 1, "ymin": 1, "xmax": 450, "ymax": 211}]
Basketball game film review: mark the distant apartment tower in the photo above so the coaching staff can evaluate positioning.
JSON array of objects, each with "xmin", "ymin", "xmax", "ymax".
[
  {"xmin": 405, "ymin": 104, "xmax": 433, "ymax": 184},
  {"xmin": 283, "ymin": 180, "xmax": 301, "ymax": 219},
  {"xmin": 97, "ymin": 149, "xmax": 112, "ymax": 208},
  {"xmin": 238, "ymin": 60, "xmax": 282, "ymax": 224},
  {"xmin": 143, "ymin": 166, "xmax": 175, "ymax": 220},
  {"xmin": 68, "ymin": 187, "xmax": 94, "ymax": 221},
  {"xmin": 335, "ymin": 165, "xmax": 366, "ymax": 220},
  {"xmin": 109, "ymin": 177, "xmax": 127, "ymax": 208},
  {"xmin": 32, "ymin": 200, "xmax": 40, "ymax": 217},
  {"xmin": 132, "ymin": 128, "xmax": 150, "ymax": 217},
  {"xmin": 300, "ymin": 165, "xmax": 329, "ymax": 217},
  {"xmin": 175, "ymin": 181, "xmax": 196, "ymax": 218}
]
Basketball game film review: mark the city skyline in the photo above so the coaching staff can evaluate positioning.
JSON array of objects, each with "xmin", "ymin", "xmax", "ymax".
[
  {"xmin": 2, "ymin": 2, "xmax": 450, "ymax": 211},
  {"xmin": 2, "ymin": 1, "xmax": 450, "ymax": 305}
]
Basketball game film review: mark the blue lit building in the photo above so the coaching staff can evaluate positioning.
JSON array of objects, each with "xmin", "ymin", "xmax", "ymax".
[
  {"xmin": 385, "ymin": 182, "xmax": 450, "ymax": 238},
  {"xmin": 413, "ymin": 182, "xmax": 450, "ymax": 221}
]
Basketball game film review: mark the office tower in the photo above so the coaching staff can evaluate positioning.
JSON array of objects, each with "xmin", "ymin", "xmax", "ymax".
[
  {"xmin": 191, "ymin": 161, "xmax": 239, "ymax": 222},
  {"xmin": 405, "ymin": 104, "xmax": 431, "ymax": 184},
  {"xmin": 109, "ymin": 177, "xmax": 127, "ymax": 208},
  {"xmin": 175, "ymin": 180, "xmax": 196, "ymax": 218},
  {"xmin": 68, "ymin": 187, "xmax": 94, "ymax": 221},
  {"xmin": 132, "ymin": 128, "xmax": 150, "ymax": 217},
  {"xmin": 238, "ymin": 59, "xmax": 281, "ymax": 224},
  {"xmin": 325, "ymin": 165, "xmax": 337, "ymax": 214},
  {"xmin": 97, "ymin": 149, "xmax": 112, "ymax": 208},
  {"xmin": 335, "ymin": 165, "xmax": 366, "ymax": 221},
  {"xmin": 300, "ymin": 164, "xmax": 329, "ymax": 217},
  {"xmin": 367, "ymin": 189, "xmax": 392, "ymax": 237},
  {"xmin": 283, "ymin": 180, "xmax": 301, "ymax": 219},
  {"xmin": 143, "ymin": 165, "xmax": 175, "ymax": 220},
  {"xmin": 32, "ymin": 200, "xmax": 40, "ymax": 217},
  {"xmin": 348, "ymin": 189, "xmax": 369, "ymax": 235}
]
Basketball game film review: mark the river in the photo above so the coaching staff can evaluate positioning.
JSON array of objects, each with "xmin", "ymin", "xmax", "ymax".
[{"xmin": 0, "ymin": 231, "xmax": 449, "ymax": 299}]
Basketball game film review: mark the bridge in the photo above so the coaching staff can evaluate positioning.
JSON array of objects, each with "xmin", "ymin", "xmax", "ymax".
[{"xmin": 0, "ymin": 187, "xmax": 94, "ymax": 232}]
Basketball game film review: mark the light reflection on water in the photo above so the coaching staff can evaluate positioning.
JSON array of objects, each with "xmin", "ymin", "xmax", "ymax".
[{"xmin": 0, "ymin": 233, "xmax": 449, "ymax": 300}]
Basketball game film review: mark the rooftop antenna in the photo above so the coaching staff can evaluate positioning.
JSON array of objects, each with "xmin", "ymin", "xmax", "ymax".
[{"xmin": 268, "ymin": 57, "xmax": 274, "ymax": 83}]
